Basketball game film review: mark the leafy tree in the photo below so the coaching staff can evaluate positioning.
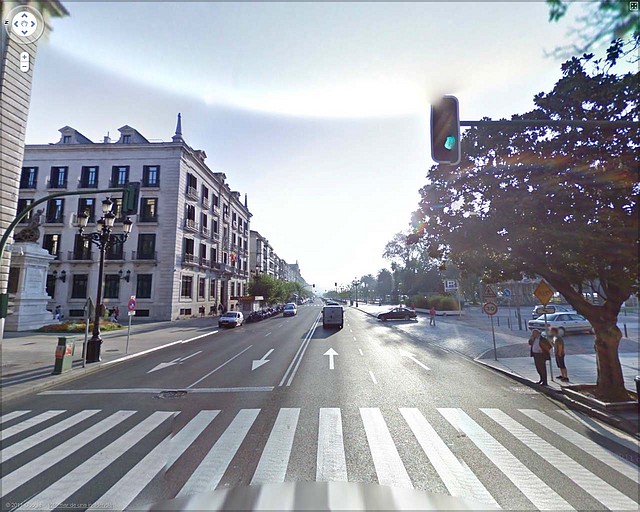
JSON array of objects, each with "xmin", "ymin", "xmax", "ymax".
[
  {"xmin": 413, "ymin": 54, "xmax": 638, "ymax": 401},
  {"xmin": 376, "ymin": 269, "xmax": 393, "ymax": 299}
]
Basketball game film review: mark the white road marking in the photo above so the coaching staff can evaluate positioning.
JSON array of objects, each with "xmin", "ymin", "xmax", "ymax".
[
  {"xmin": 188, "ymin": 345, "xmax": 253, "ymax": 388},
  {"xmin": 399, "ymin": 350, "xmax": 431, "ymax": 371},
  {"xmin": 558, "ymin": 409, "xmax": 640, "ymax": 452},
  {"xmin": 482, "ymin": 408, "xmax": 638, "ymax": 510},
  {"xmin": 360, "ymin": 408, "xmax": 412, "ymax": 489},
  {"xmin": 317, "ymin": 408, "xmax": 348, "ymax": 482},
  {"xmin": 252, "ymin": 408, "xmax": 300, "ymax": 484},
  {"xmin": 1, "ymin": 410, "xmax": 101, "ymax": 463},
  {"xmin": 183, "ymin": 331, "xmax": 219, "ymax": 343},
  {"xmin": 438, "ymin": 408, "xmax": 573, "ymax": 510},
  {"xmin": 1, "ymin": 410, "xmax": 65, "ymax": 441},
  {"xmin": 178, "ymin": 409, "xmax": 260, "ymax": 497},
  {"xmin": 369, "ymin": 371, "xmax": 378, "ymax": 385},
  {"xmin": 180, "ymin": 350, "xmax": 202, "ymax": 362},
  {"xmin": 521, "ymin": 409, "xmax": 639, "ymax": 484},
  {"xmin": 17, "ymin": 412, "xmax": 174, "ymax": 511},
  {"xmin": 358, "ymin": 349, "xmax": 364, "ymax": 356},
  {"xmin": 255, "ymin": 481, "xmax": 296, "ymax": 510},
  {"xmin": 0, "ymin": 410, "xmax": 31, "ymax": 425},
  {"xmin": 88, "ymin": 410, "xmax": 219, "ymax": 511},
  {"xmin": 1, "ymin": 410, "xmax": 136, "ymax": 497},
  {"xmin": 283, "ymin": 314, "xmax": 321, "ymax": 386},
  {"xmin": 353, "ymin": 337, "xmax": 357, "ymax": 341},
  {"xmin": 265, "ymin": 332, "xmax": 272, "ymax": 337},
  {"xmin": 38, "ymin": 386, "xmax": 273, "ymax": 395},
  {"xmin": 324, "ymin": 348, "xmax": 338, "ymax": 370},
  {"xmin": 400, "ymin": 408, "xmax": 497, "ymax": 506},
  {"xmin": 252, "ymin": 349, "xmax": 274, "ymax": 371}
]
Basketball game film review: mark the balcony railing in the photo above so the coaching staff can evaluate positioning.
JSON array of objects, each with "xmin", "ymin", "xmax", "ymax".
[
  {"xmin": 20, "ymin": 181, "xmax": 37, "ymax": 189},
  {"xmin": 232, "ymin": 221, "xmax": 238, "ymax": 230},
  {"xmin": 186, "ymin": 186, "xmax": 198, "ymax": 201},
  {"xmin": 105, "ymin": 251, "xmax": 125, "ymax": 261},
  {"xmin": 222, "ymin": 213, "xmax": 230, "ymax": 224},
  {"xmin": 213, "ymin": 262, "xmax": 235, "ymax": 274},
  {"xmin": 68, "ymin": 250, "xmax": 93, "ymax": 261},
  {"xmin": 132, "ymin": 251, "xmax": 157, "ymax": 261},
  {"xmin": 184, "ymin": 219, "xmax": 198, "ymax": 232},
  {"xmin": 78, "ymin": 181, "xmax": 98, "ymax": 189},
  {"xmin": 47, "ymin": 181, "xmax": 67, "ymax": 189},
  {"xmin": 199, "ymin": 257, "xmax": 210, "ymax": 268},
  {"xmin": 183, "ymin": 253, "xmax": 196, "ymax": 265},
  {"xmin": 202, "ymin": 198, "xmax": 210, "ymax": 209},
  {"xmin": 238, "ymin": 225, "xmax": 244, "ymax": 234},
  {"xmin": 212, "ymin": 205, "xmax": 220, "ymax": 216},
  {"xmin": 45, "ymin": 214, "xmax": 65, "ymax": 224},
  {"xmin": 201, "ymin": 227, "xmax": 210, "ymax": 237},
  {"xmin": 211, "ymin": 231, "xmax": 220, "ymax": 242},
  {"xmin": 221, "ymin": 237, "xmax": 230, "ymax": 249},
  {"xmin": 142, "ymin": 180, "xmax": 160, "ymax": 188},
  {"xmin": 109, "ymin": 179, "xmax": 128, "ymax": 188},
  {"xmin": 138, "ymin": 215, "xmax": 158, "ymax": 223}
]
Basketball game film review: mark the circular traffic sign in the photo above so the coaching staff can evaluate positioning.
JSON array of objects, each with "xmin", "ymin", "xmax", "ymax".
[
  {"xmin": 128, "ymin": 297, "xmax": 137, "ymax": 311},
  {"xmin": 502, "ymin": 288, "xmax": 512, "ymax": 298},
  {"xmin": 483, "ymin": 302, "xmax": 498, "ymax": 316}
]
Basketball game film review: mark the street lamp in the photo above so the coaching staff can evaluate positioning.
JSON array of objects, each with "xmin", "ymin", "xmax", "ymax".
[{"xmin": 76, "ymin": 198, "xmax": 133, "ymax": 363}]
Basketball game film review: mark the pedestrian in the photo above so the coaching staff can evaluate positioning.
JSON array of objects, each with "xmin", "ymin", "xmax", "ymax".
[
  {"xmin": 109, "ymin": 308, "xmax": 117, "ymax": 323},
  {"xmin": 528, "ymin": 329, "xmax": 552, "ymax": 385},
  {"xmin": 549, "ymin": 327, "xmax": 569, "ymax": 382},
  {"xmin": 429, "ymin": 306, "xmax": 436, "ymax": 326},
  {"xmin": 199, "ymin": 305, "xmax": 205, "ymax": 317},
  {"xmin": 54, "ymin": 305, "xmax": 62, "ymax": 320},
  {"xmin": 218, "ymin": 303, "xmax": 223, "ymax": 315},
  {"xmin": 114, "ymin": 306, "xmax": 120, "ymax": 322}
]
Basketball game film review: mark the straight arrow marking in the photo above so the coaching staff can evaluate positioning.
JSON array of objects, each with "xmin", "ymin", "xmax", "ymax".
[
  {"xmin": 324, "ymin": 348, "xmax": 338, "ymax": 370},
  {"xmin": 252, "ymin": 349, "xmax": 274, "ymax": 371}
]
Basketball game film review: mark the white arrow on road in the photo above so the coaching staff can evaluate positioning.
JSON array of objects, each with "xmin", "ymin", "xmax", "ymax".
[
  {"xmin": 252, "ymin": 349, "xmax": 274, "ymax": 371},
  {"xmin": 147, "ymin": 351, "xmax": 202, "ymax": 373},
  {"xmin": 324, "ymin": 348, "xmax": 338, "ymax": 370},
  {"xmin": 399, "ymin": 350, "xmax": 431, "ymax": 371}
]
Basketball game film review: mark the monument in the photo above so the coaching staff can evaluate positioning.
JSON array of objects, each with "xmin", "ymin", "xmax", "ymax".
[{"xmin": 5, "ymin": 210, "xmax": 56, "ymax": 331}]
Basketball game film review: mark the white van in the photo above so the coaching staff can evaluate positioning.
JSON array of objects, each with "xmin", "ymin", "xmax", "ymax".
[{"xmin": 322, "ymin": 304, "xmax": 344, "ymax": 328}]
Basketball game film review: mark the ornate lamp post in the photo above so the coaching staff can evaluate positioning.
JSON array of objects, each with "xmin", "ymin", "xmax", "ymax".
[{"xmin": 76, "ymin": 198, "xmax": 133, "ymax": 363}]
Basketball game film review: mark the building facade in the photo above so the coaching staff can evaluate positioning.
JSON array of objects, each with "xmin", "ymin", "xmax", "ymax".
[
  {"xmin": 16, "ymin": 117, "xmax": 251, "ymax": 322},
  {"xmin": 1, "ymin": 1, "xmax": 68, "ymax": 338}
]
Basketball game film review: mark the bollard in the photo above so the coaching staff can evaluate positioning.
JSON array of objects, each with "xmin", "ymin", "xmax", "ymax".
[
  {"xmin": 497, "ymin": 316, "xmax": 500, "ymax": 327},
  {"xmin": 52, "ymin": 336, "xmax": 75, "ymax": 375}
]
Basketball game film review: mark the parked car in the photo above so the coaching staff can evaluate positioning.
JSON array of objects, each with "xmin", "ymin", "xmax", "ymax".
[
  {"xmin": 283, "ymin": 303, "xmax": 297, "ymax": 317},
  {"xmin": 218, "ymin": 311, "xmax": 244, "ymax": 328},
  {"xmin": 377, "ymin": 307, "xmax": 417, "ymax": 322},
  {"xmin": 530, "ymin": 304, "xmax": 574, "ymax": 319},
  {"xmin": 527, "ymin": 312, "xmax": 594, "ymax": 336}
]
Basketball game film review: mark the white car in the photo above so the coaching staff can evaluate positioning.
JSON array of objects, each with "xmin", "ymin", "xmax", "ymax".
[
  {"xmin": 527, "ymin": 312, "xmax": 594, "ymax": 336},
  {"xmin": 218, "ymin": 311, "xmax": 244, "ymax": 328},
  {"xmin": 283, "ymin": 303, "xmax": 297, "ymax": 317}
]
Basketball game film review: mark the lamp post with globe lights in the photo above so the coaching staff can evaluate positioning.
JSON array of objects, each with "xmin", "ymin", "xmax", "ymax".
[{"xmin": 76, "ymin": 197, "xmax": 133, "ymax": 362}]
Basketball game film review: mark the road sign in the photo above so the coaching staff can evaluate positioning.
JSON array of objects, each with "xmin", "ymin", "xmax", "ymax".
[
  {"xmin": 128, "ymin": 295, "xmax": 137, "ymax": 311},
  {"xmin": 534, "ymin": 281, "xmax": 554, "ymax": 306},
  {"xmin": 502, "ymin": 288, "xmax": 512, "ymax": 298},
  {"xmin": 482, "ymin": 284, "xmax": 497, "ymax": 299},
  {"xmin": 128, "ymin": 310, "xmax": 136, "ymax": 316},
  {"xmin": 483, "ymin": 302, "xmax": 498, "ymax": 316},
  {"xmin": 535, "ymin": 306, "xmax": 556, "ymax": 315}
]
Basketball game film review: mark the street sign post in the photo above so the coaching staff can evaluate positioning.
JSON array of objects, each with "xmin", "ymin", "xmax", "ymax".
[
  {"xmin": 483, "ymin": 302, "xmax": 498, "ymax": 361},
  {"xmin": 82, "ymin": 297, "xmax": 94, "ymax": 368},
  {"xmin": 503, "ymin": 288, "xmax": 512, "ymax": 330},
  {"xmin": 482, "ymin": 284, "xmax": 497, "ymax": 299},
  {"xmin": 126, "ymin": 295, "xmax": 136, "ymax": 354}
]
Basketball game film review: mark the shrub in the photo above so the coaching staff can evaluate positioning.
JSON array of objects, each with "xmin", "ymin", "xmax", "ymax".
[
  {"xmin": 427, "ymin": 294, "xmax": 459, "ymax": 311},
  {"xmin": 38, "ymin": 319, "xmax": 123, "ymax": 333}
]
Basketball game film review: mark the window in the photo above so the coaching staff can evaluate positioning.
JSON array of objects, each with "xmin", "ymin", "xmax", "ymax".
[
  {"xmin": 198, "ymin": 277, "xmax": 206, "ymax": 299},
  {"xmin": 49, "ymin": 167, "xmax": 68, "ymax": 188},
  {"xmin": 105, "ymin": 241, "xmax": 124, "ymax": 260},
  {"xmin": 211, "ymin": 247, "xmax": 217, "ymax": 263},
  {"xmin": 201, "ymin": 213, "xmax": 208, "ymax": 229},
  {"xmin": 73, "ymin": 235, "xmax": 92, "ymax": 260},
  {"xmin": 142, "ymin": 165, "xmax": 160, "ymax": 187},
  {"xmin": 111, "ymin": 166, "xmax": 129, "ymax": 187},
  {"xmin": 199, "ymin": 243, "xmax": 207, "ymax": 263},
  {"xmin": 63, "ymin": 135, "xmax": 71, "ymax": 143},
  {"xmin": 43, "ymin": 234, "xmax": 61, "ymax": 258},
  {"xmin": 209, "ymin": 279, "xmax": 216, "ymax": 299},
  {"xmin": 103, "ymin": 275, "xmax": 120, "ymax": 299},
  {"xmin": 80, "ymin": 166, "xmax": 99, "ymax": 188},
  {"xmin": 46, "ymin": 198, "xmax": 65, "ymax": 223},
  {"xmin": 140, "ymin": 198, "xmax": 158, "ymax": 222},
  {"xmin": 232, "ymin": 212, "xmax": 237, "ymax": 223},
  {"xmin": 20, "ymin": 167, "xmax": 38, "ymax": 188},
  {"xmin": 231, "ymin": 282, "xmax": 236, "ymax": 297},
  {"xmin": 112, "ymin": 198, "xmax": 123, "ymax": 220},
  {"xmin": 71, "ymin": 274, "xmax": 88, "ymax": 298},
  {"xmin": 136, "ymin": 274, "xmax": 152, "ymax": 298},
  {"xmin": 77, "ymin": 198, "xmax": 96, "ymax": 222},
  {"xmin": 187, "ymin": 173, "xmax": 198, "ymax": 190},
  {"xmin": 213, "ymin": 219, "xmax": 219, "ymax": 234},
  {"xmin": 122, "ymin": 134, "xmax": 131, "ymax": 144},
  {"xmin": 7, "ymin": 268, "xmax": 19, "ymax": 294},
  {"xmin": 184, "ymin": 238, "xmax": 195, "ymax": 261},
  {"xmin": 46, "ymin": 274, "xmax": 57, "ymax": 298},
  {"xmin": 212, "ymin": 194, "xmax": 219, "ymax": 207},
  {"xmin": 202, "ymin": 185, "xmax": 209, "ymax": 203},
  {"xmin": 137, "ymin": 234, "xmax": 156, "ymax": 259},
  {"xmin": 180, "ymin": 275, "xmax": 193, "ymax": 298},
  {"xmin": 17, "ymin": 199, "xmax": 33, "ymax": 223},
  {"xmin": 186, "ymin": 204, "xmax": 196, "ymax": 221},
  {"xmin": 244, "ymin": 220, "xmax": 248, "ymax": 232}
]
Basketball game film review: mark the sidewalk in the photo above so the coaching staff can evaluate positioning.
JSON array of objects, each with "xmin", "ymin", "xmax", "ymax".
[
  {"xmin": 356, "ymin": 303, "xmax": 639, "ymax": 435},
  {"xmin": 1, "ymin": 315, "xmax": 221, "ymax": 403}
]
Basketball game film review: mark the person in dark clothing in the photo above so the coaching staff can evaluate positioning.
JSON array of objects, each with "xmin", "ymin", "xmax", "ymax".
[
  {"xmin": 529, "ymin": 329, "xmax": 552, "ymax": 385},
  {"xmin": 549, "ymin": 327, "xmax": 569, "ymax": 382}
]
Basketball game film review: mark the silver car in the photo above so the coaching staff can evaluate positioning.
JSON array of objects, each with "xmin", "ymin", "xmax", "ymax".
[{"xmin": 527, "ymin": 312, "xmax": 594, "ymax": 336}]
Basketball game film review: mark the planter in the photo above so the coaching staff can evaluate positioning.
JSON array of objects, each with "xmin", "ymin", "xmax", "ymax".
[{"xmin": 562, "ymin": 384, "xmax": 638, "ymax": 412}]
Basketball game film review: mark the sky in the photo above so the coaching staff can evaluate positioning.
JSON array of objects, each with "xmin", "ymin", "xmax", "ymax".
[{"xmin": 24, "ymin": 1, "xmax": 587, "ymax": 293}]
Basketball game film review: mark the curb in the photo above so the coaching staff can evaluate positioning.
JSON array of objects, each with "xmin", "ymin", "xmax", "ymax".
[{"xmin": 355, "ymin": 307, "xmax": 639, "ymax": 438}]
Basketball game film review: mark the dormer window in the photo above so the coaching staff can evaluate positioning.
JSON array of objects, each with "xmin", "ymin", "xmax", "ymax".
[
  {"xmin": 63, "ymin": 135, "xmax": 71, "ymax": 144},
  {"xmin": 122, "ymin": 135, "xmax": 131, "ymax": 144}
]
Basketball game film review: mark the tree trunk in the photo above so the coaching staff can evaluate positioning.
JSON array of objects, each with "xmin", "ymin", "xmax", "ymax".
[{"xmin": 593, "ymin": 322, "xmax": 629, "ymax": 402}]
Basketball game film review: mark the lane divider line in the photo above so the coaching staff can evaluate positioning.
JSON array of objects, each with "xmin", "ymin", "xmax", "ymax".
[
  {"xmin": 369, "ymin": 371, "xmax": 378, "ymax": 385},
  {"xmin": 285, "ymin": 314, "xmax": 321, "ymax": 386},
  {"xmin": 359, "ymin": 349, "xmax": 364, "ymax": 356},
  {"xmin": 187, "ymin": 345, "xmax": 253, "ymax": 389},
  {"xmin": 278, "ymin": 314, "xmax": 321, "ymax": 387}
]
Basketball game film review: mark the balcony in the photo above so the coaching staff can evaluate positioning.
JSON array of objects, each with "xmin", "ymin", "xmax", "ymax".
[
  {"xmin": 105, "ymin": 250, "xmax": 125, "ymax": 261},
  {"xmin": 138, "ymin": 215, "xmax": 158, "ymax": 223},
  {"xmin": 47, "ymin": 181, "xmax": 67, "ymax": 189},
  {"xmin": 212, "ymin": 204, "xmax": 220, "ymax": 216},
  {"xmin": 199, "ymin": 257, "xmax": 210, "ymax": 268},
  {"xmin": 132, "ymin": 251, "xmax": 157, "ymax": 261},
  {"xmin": 232, "ymin": 244, "xmax": 239, "ymax": 252},
  {"xmin": 232, "ymin": 220, "xmax": 238, "ymax": 230},
  {"xmin": 68, "ymin": 250, "xmax": 93, "ymax": 261},
  {"xmin": 183, "ymin": 253, "xmax": 196, "ymax": 265},
  {"xmin": 78, "ymin": 181, "xmax": 98, "ymax": 189},
  {"xmin": 211, "ymin": 231, "xmax": 220, "ymax": 242},
  {"xmin": 109, "ymin": 180, "xmax": 128, "ymax": 188},
  {"xmin": 202, "ymin": 198, "xmax": 210, "ymax": 209},
  {"xmin": 184, "ymin": 218, "xmax": 198, "ymax": 233},
  {"xmin": 142, "ymin": 179, "xmax": 160, "ymax": 188},
  {"xmin": 20, "ymin": 181, "xmax": 37, "ymax": 190},
  {"xmin": 186, "ymin": 186, "xmax": 198, "ymax": 201},
  {"xmin": 222, "ymin": 213, "xmax": 230, "ymax": 224},
  {"xmin": 45, "ymin": 214, "xmax": 65, "ymax": 225},
  {"xmin": 201, "ymin": 227, "xmax": 210, "ymax": 237},
  {"xmin": 213, "ymin": 262, "xmax": 234, "ymax": 274},
  {"xmin": 238, "ymin": 225, "xmax": 244, "ymax": 234},
  {"xmin": 221, "ymin": 237, "xmax": 230, "ymax": 249}
]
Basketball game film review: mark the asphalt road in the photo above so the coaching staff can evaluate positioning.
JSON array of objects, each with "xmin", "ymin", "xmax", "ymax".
[{"xmin": 2, "ymin": 303, "xmax": 638, "ymax": 511}]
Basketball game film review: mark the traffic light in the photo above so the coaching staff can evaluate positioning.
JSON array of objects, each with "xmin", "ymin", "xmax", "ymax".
[
  {"xmin": 122, "ymin": 182, "xmax": 140, "ymax": 215},
  {"xmin": 430, "ymin": 96, "xmax": 461, "ymax": 165}
]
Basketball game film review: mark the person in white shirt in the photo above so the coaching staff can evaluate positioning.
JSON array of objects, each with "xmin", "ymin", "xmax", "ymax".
[{"xmin": 528, "ymin": 329, "xmax": 552, "ymax": 385}]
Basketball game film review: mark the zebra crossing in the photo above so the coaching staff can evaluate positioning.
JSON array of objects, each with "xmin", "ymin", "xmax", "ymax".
[{"xmin": 1, "ymin": 406, "xmax": 638, "ymax": 511}]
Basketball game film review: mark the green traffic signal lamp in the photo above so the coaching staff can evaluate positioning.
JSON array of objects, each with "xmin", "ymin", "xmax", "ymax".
[{"xmin": 430, "ymin": 96, "xmax": 461, "ymax": 165}]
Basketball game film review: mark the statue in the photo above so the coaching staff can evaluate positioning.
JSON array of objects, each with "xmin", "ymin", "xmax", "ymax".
[{"xmin": 14, "ymin": 209, "xmax": 43, "ymax": 243}]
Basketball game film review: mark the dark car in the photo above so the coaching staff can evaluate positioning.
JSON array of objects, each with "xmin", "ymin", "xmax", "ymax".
[{"xmin": 377, "ymin": 307, "xmax": 417, "ymax": 322}]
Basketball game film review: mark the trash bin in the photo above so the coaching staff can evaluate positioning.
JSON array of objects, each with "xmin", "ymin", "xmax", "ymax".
[{"xmin": 52, "ymin": 336, "xmax": 75, "ymax": 375}]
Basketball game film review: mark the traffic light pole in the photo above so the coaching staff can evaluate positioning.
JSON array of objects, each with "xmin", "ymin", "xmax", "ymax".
[{"xmin": 0, "ymin": 187, "xmax": 127, "ymax": 323}]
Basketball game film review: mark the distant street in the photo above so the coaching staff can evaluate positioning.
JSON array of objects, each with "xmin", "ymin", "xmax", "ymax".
[{"xmin": 1, "ymin": 303, "xmax": 638, "ymax": 510}]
